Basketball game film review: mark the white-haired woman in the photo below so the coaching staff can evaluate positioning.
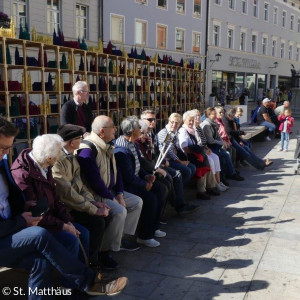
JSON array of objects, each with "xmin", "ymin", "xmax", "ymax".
[
  {"xmin": 191, "ymin": 109, "xmax": 228, "ymax": 192},
  {"xmin": 11, "ymin": 134, "xmax": 90, "ymax": 274},
  {"xmin": 178, "ymin": 111, "xmax": 221, "ymax": 200},
  {"xmin": 61, "ymin": 81, "xmax": 93, "ymax": 132}
]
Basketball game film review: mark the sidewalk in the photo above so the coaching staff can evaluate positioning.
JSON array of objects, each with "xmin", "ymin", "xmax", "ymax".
[{"xmin": 1, "ymin": 120, "xmax": 300, "ymax": 300}]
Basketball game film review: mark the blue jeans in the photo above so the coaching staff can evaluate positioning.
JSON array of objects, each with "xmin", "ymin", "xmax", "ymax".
[
  {"xmin": 169, "ymin": 161, "xmax": 196, "ymax": 187},
  {"xmin": 260, "ymin": 121, "xmax": 276, "ymax": 133},
  {"xmin": 232, "ymin": 139, "xmax": 265, "ymax": 170},
  {"xmin": 212, "ymin": 148, "xmax": 236, "ymax": 182},
  {"xmin": 0, "ymin": 226, "xmax": 95, "ymax": 300},
  {"xmin": 281, "ymin": 132, "xmax": 289, "ymax": 150}
]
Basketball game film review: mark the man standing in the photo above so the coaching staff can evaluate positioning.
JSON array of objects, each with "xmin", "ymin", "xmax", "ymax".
[
  {"xmin": 76, "ymin": 116, "xmax": 143, "ymax": 269},
  {"xmin": 61, "ymin": 81, "xmax": 93, "ymax": 132},
  {"xmin": 256, "ymin": 98, "xmax": 276, "ymax": 141},
  {"xmin": 0, "ymin": 116, "xmax": 128, "ymax": 297}
]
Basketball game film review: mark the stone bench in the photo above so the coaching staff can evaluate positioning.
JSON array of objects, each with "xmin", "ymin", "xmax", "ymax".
[{"xmin": 240, "ymin": 124, "xmax": 267, "ymax": 140}]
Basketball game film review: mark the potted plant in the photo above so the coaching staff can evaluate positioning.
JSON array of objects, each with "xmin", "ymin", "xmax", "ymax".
[{"xmin": 0, "ymin": 12, "xmax": 10, "ymax": 28}]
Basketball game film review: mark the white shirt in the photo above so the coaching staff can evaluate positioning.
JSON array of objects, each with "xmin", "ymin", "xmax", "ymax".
[
  {"xmin": 0, "ymin": 165, "xmax": 11, "ymax": 219},
  {"xmin": 282, "ymin": 118, "xmax": 288, "ymax": 133}
]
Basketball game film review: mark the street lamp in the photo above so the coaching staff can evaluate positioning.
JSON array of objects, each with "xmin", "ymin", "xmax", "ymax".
[
  {"xmin": 210, "ymin": 53, "xmax": 222, "ymax": 62},
  {"xmin": 269, "ymin": 62, "xmax": 278, "ymax": 69}
]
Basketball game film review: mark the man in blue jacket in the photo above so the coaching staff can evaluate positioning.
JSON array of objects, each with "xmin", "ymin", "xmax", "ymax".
[{"xmin": 0, "ymin": 116, "xmax": 127, "ymax": 299}]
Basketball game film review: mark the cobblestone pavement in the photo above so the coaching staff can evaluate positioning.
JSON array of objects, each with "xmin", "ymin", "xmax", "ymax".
[{"xmin": 1, "ymin": 119, "xmax": 300, "ymax": 300}]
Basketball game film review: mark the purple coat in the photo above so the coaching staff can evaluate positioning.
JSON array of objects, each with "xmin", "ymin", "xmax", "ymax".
[{"xmin": 11, "ymin": 149, "xmax": 72, "ymax": 232}]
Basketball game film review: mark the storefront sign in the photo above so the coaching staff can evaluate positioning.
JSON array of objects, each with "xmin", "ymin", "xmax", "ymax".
[{"xmin": 229, "ymin": 56, "xmax": 261, "ymax": 69}]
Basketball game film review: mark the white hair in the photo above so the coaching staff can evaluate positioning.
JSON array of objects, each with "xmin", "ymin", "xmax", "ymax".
[
  {"xmin": 182, "ymin": 110, "xmax": 195, "ymax": 122},
  {"xmin": 190, "ymin": 109, "xmax": 200, "ymax": 117},
  {"xmin": 32, "ymin": 134, "xmax": 63, "ymax": 164},
  {"xmin": 121, "ymin": 116, "xmax": 139, "ymax": 136},
  {"xmin": 92, "ymin": 115, "xmax": 111, "ymax": 134},
  {"xmin": 139, "ymin": 120, "xmax": 149, "ymax": 133},
  {"xmin": 72, "ymin": 81, "xmax": 88, "ymax": 97}
]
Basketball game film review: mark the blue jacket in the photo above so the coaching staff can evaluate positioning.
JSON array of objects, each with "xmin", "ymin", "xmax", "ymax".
[
  {"xmin": 114, "ymin": 143, "xmax": 149, "ymax": 189},
  {"xmin": 0, "ymin": 155, "xmax": 26, "ymax": 238}
]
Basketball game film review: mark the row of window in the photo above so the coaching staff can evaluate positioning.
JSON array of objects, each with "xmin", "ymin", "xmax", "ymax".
[
  {"xmin": 136, "ymin": 0, "xmax": 202, "ymax": 17},
  {"xmin": 12, "ymin": 0, "xmax": 88, "ymax": 39},
  {"xmin": 216, "ymin": 0, "xmax": 300, "ymax": 32},
  {"xmin": 111, "ymin": 15, "xmax": 201, "ymax": 53},
  {"xmin": 213, "ymin": 24, "xmax": 300, "ymax": 61}
]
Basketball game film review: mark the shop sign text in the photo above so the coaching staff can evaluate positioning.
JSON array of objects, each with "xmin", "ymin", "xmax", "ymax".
[{"xmin": 229, "ymin": 56, "xmax": 261, "ymax": 69}]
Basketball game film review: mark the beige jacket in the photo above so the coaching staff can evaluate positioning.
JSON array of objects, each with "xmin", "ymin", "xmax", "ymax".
[
  {"xmin": 52, "ymin": 150, "xmax": 98, "ymax": 215},
  {"xmin": 76, "ymin": 131, "xmax": 117, "ymax": 202}
]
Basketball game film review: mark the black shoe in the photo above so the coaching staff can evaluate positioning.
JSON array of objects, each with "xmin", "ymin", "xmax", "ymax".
[
  {"xmin": 159, "ymin": 217, "xmax": 168, "ymax": 225},
  {"xmin": 176, "ymin": 204, "xmax": 200, "ymax": 215},
  {"xmin": 206, "ymin": 188, "xmax": 220, "ymax": 196},
  {"xmin": 240, "ymin": 160, "xmax": 249, "ymax": 167},
  {"xmin": 120, "ymin": 239, "xmax": 140, "ymax": 252},
  {"xmin": 196, "ymin": 192, "xmax": 211, "ymax": 200},
  {"xmin": 99, "ymin": 252, "xmax": 119, "ymax": 270},
  {"xmin": 230, "ymin": 174, "xmax": 244, "ymax": 181}
]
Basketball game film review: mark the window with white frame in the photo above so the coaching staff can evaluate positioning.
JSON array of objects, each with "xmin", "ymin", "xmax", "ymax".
[
  {"xmin": 273, "ymin": 7, "xmax": 278, "ymax": 25},
  {"xmin": 157, "ymin": 24, "xmax": 167, "ymax": 49},
  {"xmin": 193, "ymin": 0, "xmax": 201, "ymax": 17},
  {"xmin": 264, "ymin": 3, "xmax": 269, "ymax": 21},
  {"xmin": 12, "ymin": 0, "xmax": 26, "ymax": 28},
  {"xmin": 176, "ymin": 0, "xmax": 185, "ymax": 13},
  {"xmin": 272, "ymin": 39, "xmax": 277, "ymax": 57},
  {"xmin": 76, "ymin": 4, "xmax": 88, "ymax": 39},
  {"xmin": 192, "ymin": 32, "xmax": 201, "ymax": 53},
  {"xmin": 241, "ymin": 0, "xmax": 247, "ymax": 14},
  {"xmin": 111, "ymin": 15, "xmax": 124, "ymax": 43},
  {"xmin": 215, "ymin": 0, "xmax": 221, "ymax": 4},
  {"xmin": 240, "ymin": 31, "xmax": 246, "ymax": 51},
  {"xmin": 280, "ymin": 42, "xmax": 285, "ymax": 58},
  {"xmin": 229, "ymin": 0, "xmax": 235, "ymax": 10},
  {"xmin": 296, "ymin": 47, "xmax": 300, "ymax": 61},
  {"xmin": 288, "ymin": 44, "xmax": 293, "ymax": 60},
  {"xmin": 262, "ymin": 36, "xmax": 267, "ymax": 55},
  {"xmin": 282, "ymin": 11, "xmax": 286, "ymax": 27},
  {"xmin": 135, "ymin": 20, "xmax": 146, "ymax": 46},
  {"xmin": 213, "ymin": 25, "xmax": 220, "ymax": 46},
  {"xmin": 290, "ymin": 15, "xmax": 294, "ymax": 30},
  {"xmin": 251, "ymin": 34, "xmax": 257, "ymax": 53},
  {"xmin": 228, "ymin": 28, "xmax": 234, "ymax": 49},
  {"xmin": 158, "ymin": 0, "xmax": 167, "ymax": 8},
  {"xmin": 253, "ymin": 0, "xmax": 258, "ymax": 17},
  {"xmin": 176, "ymin": 28, "xmax": 185, "ymax": 51},
  {"xmin": 298, "ymin": 19, "xmax": 300, "ymax": 33},
  {"xmin": 136, "ymin": 0, "xmax": 147, "ymax": 4},
  {"xmin": 47, "ymin": 0, "xmax": 60, "ymax": 34}
]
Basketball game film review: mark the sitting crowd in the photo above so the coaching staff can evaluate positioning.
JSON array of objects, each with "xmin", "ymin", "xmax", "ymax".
[{"xmin": 0, "ymin": 81, "xmax": 275, "ymax": 299}]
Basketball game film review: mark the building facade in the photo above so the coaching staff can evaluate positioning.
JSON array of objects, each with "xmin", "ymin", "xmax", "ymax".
[{"xmin": 206, "ymin": 0, "xmax": 300, "ymax": 105}]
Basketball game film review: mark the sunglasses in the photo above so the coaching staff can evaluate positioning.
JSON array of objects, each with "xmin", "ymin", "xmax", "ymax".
[{"xmin": 145, "ymin": 118, "xmax": 156, "ymax": 123}]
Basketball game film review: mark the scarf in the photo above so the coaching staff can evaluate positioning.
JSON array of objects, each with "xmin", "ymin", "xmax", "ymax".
[{"xmin": 182, "ymin": 124, "xmax": 195, "ymax": 136}]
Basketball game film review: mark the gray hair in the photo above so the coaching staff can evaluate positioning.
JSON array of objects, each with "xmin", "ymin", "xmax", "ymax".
[
  {"xmin": 32, "ymin": 134, "xmax": 63, "ymax": 164},
  {"xmin": 92, "ymin": 115, "xmax": 111, "ymax": 134},
  {"xmin": 72, "ymin": 81, "xmax": 88, "ymax": 97},
  {"xmin": 225, "ymin": 107, "xmax": 237, "ymax": 119},
  {"xmin": 182, "ymin": 110, "xmax": 195, "ymax": 122},
  {"xmin": 141, "ymin": 109, "xmax": 155, "ymax": 119},
  {"xmin": 121, "ymin": 116, "xmax": 139, "ymax": 136},
  {"xmin": 190, "ymin": 109, "xmax": 200, "ymax": 117},
  {"xmin": 139, "ymin": 120, "xmax": 149, "ymax": 133}
]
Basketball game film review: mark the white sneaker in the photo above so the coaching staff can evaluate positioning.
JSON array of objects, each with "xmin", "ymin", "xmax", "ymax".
[
  {"xmin": 217, "ymin": 183, "xmax": 227, "ymax": 192},
  {"xmin": 219, "ymin": 182, "xmax": 229, "ymax": 190},
  {"xmin": 154, "ymin": 229, "xmax": 167, "ymax": 238},
  {"xmin": 283, "ymin": 149, "xmax": 288, "ymax": 152},
  {"xmin": 137, "ymin": 238, "xmax": 160, "ymax": 247},
  {"xmin": 265, "ymin": 136, "xmax": 271, "ymax": 141}
]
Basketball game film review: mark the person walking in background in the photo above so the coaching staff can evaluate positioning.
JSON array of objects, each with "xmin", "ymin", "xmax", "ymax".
[{"xmin": 278, "ymin": 109, "xmax": 294, "ymax": 152}]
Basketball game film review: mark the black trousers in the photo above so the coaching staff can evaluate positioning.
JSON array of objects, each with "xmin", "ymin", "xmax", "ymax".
[{"xmin": 70, "ymin": 210, "xmax": 106, "ymax": 264}]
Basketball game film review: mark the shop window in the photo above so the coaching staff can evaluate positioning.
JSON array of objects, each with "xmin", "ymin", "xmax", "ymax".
[
  {"xmin": 13, "ymin": 0, "xmax": 26, "ymax": 28},
  {"xmin": 111, "ymin": 15, "xmax": 124, "ymax": 43},
  {"xmin": 157, "ymin": 24, "xmax": 167, "ymax": 49},
  {"xmin": 176, "ymin": 28, "xmax": 185, "ymax": 51}
]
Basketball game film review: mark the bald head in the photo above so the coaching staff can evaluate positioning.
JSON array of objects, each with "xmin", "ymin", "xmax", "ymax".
[{"xmin": 92, "ymin": 115, "xmax": 116, "ymax": 143}]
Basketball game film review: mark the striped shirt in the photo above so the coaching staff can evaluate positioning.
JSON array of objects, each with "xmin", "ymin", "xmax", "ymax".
[
  {"xmin": 157, "ymin": 127, "xmax": 179, "ymax": 161},
  {"xmin": 195, "ymin": 126, "xmax": 207, "ymax": 146},
  {"xmin": 116, "ymin": 136, "xmax": 141, "ymax": 175}
]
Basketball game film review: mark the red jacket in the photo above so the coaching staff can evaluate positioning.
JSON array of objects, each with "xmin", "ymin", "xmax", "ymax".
[
  {"xmin": 278, "ymin": 115, "xmax": 294, "ymax": 133},
  {"xmin": 11, "ymin": 149, "xmax": 72, "ymax": 232}
]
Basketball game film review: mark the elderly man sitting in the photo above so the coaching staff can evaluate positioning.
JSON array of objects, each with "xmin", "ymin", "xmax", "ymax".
[
  {"xmin": 52, "ymin": 124, "xmax": 107, "ymax": 269},
  {"xmin": 76, "ymin": 116, "xmax": 143, "ymax": 269},
  {"xmin": 275, "ymin": 100, "xmax": 290, "ymax": 116}
]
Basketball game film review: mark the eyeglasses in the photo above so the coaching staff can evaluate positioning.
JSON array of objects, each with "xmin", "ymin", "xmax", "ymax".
[
  {"xmin": 144, "ymin": 118, "xmax": 156, "ymax": 123},
  {"xmin": 0, "ymin": 144, "xmax": 14, "ymax": 151},
  {"xmin": 102, "ymin": 126, "xmax": 117, "ymax": 129},
  {"xmin": 170, "ymin": 120, "xmax": 180, "ymax": 125},
  {"xmin": 80, "ymin": 90, "xmax": 89, "ymax": 93}
]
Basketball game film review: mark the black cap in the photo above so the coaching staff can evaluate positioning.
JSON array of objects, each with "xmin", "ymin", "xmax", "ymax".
[{"xmin": 57, "ymin": 124, "xmax": 86, "ymax": 141}]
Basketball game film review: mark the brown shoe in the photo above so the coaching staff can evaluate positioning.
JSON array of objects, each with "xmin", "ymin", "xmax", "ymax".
[{"xmin": 87, "ymin": 273, "xmax": 128, "ymax": 296}]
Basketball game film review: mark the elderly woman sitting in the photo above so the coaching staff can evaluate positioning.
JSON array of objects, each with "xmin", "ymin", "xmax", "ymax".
[
  {"xmin": 178, "ymin": 110, "xmax": 220, "ymax": 200},
  {"xmin": 191, "ymin": 109, "xmax": 228, "ymax": 192},
  {"xmin": 114, "ymin": 116, "xmax": 166, "ymax": 248},
  {"xmin": 11, "ymin": 134, "xmax": 89, "ymax": 268}
]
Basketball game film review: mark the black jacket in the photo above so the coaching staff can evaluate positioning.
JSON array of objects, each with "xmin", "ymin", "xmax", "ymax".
[{"xmin": 61, "ymin": 99, "xmax": 93, "ymax": 132}]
